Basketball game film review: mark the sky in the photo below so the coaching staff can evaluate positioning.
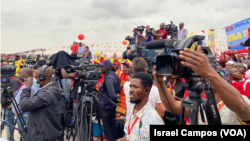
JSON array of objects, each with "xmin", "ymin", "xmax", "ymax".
[{"xmin": 1, "ymin": 0, "xmax": 250, "ymax": 56}]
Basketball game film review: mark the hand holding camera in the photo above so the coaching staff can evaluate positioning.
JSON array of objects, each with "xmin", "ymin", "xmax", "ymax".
[{"xmin": 178, "ymin": 45, "xmax": 217, "ymax": 78}]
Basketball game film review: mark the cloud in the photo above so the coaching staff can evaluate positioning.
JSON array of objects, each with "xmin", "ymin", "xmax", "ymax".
[{"xmin": 1, "ymin": 0, "xmax": 250, "ymax": 55}]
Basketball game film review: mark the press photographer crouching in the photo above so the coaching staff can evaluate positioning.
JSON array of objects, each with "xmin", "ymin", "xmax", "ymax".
[
  {"xmin": 98, "ymin": 60, "xmax": 120, "ymax": 139},
  {"xmin": 153, "ymin": 45, "xmax": 250, "ymax": 125},
  {"xmin": 20, "ymin": 66, "xmax": 64, "ymax": 141}
]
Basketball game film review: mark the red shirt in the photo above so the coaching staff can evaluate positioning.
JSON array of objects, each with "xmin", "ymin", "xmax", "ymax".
[
  {"xmin": 244, "ymin": 82, "xmax": 250, "ymax": 98},
  {"xmin": 71, "ymin": 44, "xmax": 79, "ymax": 54},
  {"xmin": 99, "ymin": 58, "xmax": 104, "ymax": 63},
  {"xmin": 231, "ymin": 82, "xmax": 245, "ymax": 95},
  {"xmin": 157, "ymin": 29, "xmax": 168, "ymax": 40}
]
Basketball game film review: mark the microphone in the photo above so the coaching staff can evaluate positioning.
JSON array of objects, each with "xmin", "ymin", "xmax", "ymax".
[
  {"xmin": 144, "ymin": 39, "xmax": 176, "ymax": 49},
  {"xmin": 14, "ymin": 76, "xmax": 27, "ymax": 82}
]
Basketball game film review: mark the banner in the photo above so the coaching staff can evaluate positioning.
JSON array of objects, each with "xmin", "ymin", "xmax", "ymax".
[
  {"xmin": 208, "ymin": 28, "xmax": 215, "ymax": 52},
  {"xmin": 225, "ymin": 18, "xmax": 250, "ymax": 49}
]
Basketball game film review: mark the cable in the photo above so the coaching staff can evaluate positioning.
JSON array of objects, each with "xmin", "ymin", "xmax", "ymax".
[{"xmin": 157, "ymin": 77, "xmax": 180, "ymax": 125}]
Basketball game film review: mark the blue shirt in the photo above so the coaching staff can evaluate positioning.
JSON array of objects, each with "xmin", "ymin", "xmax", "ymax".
[
  {"xmin": 78, "ymin": 46, "xmax": 84, "ymax": 54},
  {"xmin": 143, "ymin": 34, "xmax": 152, "ymax": 44},
  {"xmin": 12, "ymin": 83, "xmax": 40, "ymax": 114}
]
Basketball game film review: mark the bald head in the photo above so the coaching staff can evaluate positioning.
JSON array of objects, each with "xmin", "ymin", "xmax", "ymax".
[
  {"xmin": 35, "ymin": 66, "xmax": 53, "ymax": 80},
  {"xmin": 19, "ymin": 67, "xmax": 33, "ymax": 78},
  {"xmin": 146, "ymin": 25, "xmax": 150, "ymax": 31},
  {"xmin": 160, "ymin": 23, "xmax": 165, "ymax": 29},
  {"xmin": 179, "ymin": 22, "xmax": 184, "ymax": 29}
]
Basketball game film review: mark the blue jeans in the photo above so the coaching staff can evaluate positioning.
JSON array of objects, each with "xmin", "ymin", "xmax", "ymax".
[
  {"xmin": 16, "ymin": 112, "xmax": 29, "ymax": 141},
  {"xmin": 1, "ymin": 108, "xmax": 15, "ymax": 140}
]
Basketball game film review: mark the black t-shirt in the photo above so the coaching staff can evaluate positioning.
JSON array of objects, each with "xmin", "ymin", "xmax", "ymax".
[
  {"xmin": 164, "ymin": 79, "xmax": 186, "ymax": 118},
  {"xmin": 10, "ymin": 78, "xmax": 21, "ymax": 91},
  {"xmin": 164, "ymin": 79, "xmax": 186, "ymax": 98}
]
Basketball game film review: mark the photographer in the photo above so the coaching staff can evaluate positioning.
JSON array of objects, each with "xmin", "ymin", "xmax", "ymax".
[
  {"xmin": 139, "ymin": 25, "xmax": 152, "ymax": 44},
  {"xmin": 152, "ymin": 23, "xmax": 168, "ymax": 40},
  {"xmin": 98, "ymin": 60, "xmax": 120, "ymax": 139},
  {"xmin": 153, "ymin": 45, "xmax": 250, "ymax": 124},
  {"xmin": 20, "ymin": 66, "xmax": 64, "ymax": 140}
]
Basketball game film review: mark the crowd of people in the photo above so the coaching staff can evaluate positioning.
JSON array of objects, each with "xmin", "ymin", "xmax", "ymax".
[{"xmin": 1, "ymin": 22, "xmax": 250, "ymax": 141}]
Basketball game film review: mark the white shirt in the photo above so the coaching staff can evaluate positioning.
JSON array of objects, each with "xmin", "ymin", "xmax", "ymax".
[
  {"xmin": 124, "ymin": 81, "xmax": 162, "ymax": 115},
  {"xmin": 12, "ymin": 84, "xmax": 40, "ymax": 114}
]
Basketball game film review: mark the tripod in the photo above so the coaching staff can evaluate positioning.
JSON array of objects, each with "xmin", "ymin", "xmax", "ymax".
[
  {"xmin": 179, "ymin": 78, "xmax": 222, "ymax": 125},
  {"xmin": 1, "ymin": 86, "xmax": 27, "ymax": 141},
  {"xmin": 67, "ymin": 82, "xmax": 117, "ymax": 141}
]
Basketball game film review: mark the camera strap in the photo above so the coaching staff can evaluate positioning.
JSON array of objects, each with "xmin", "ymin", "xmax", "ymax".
[{"xmin": 168, "ymin": 80, "xmax": 176, "ymax": 95}]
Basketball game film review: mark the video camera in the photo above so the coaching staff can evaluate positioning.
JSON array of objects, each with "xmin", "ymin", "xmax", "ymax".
[
  {"xmin": 165, "ymin": 21, "xmax": 178, "ymax": 39},
  {"xmin": 22, "ymin": 54, "xmax": 52, "ymax": 69},
  {"xmin": 1, "ymin": 55, "xmax": 20, "ymax": 89},
  {"xmin": 66, "ymin": 59, "xmax": 101, "ymax": 81},
  {"xmin": 145, "ymin": 28, "xmax": 158, "ymax": 40},
  {"xmin": 125, "ymin": 36, "xmax": 133, "ymax": 45},
  {"xmin": 136, "ymin": 25, "xmax": 145, "ymax": 34},
  {"xmin": 156, "ymin": 35, "xmax": 216, "ymax": 77}
]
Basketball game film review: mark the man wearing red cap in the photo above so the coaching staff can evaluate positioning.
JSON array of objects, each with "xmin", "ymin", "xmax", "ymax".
[{"xmin": 114, "ymin": 61, "xmax": 122, "ymax": 77}]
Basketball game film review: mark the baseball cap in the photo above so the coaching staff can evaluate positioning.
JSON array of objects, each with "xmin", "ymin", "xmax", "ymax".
[
  {"xmin": 113, "ymin": 61, "xmax": 121, "ymax": 66},
  {"xmin": 122, "ymin": 62, "xmax": 130, "ymax": 67},
  {"xmin": 98, "ymin": 60, "xmax": 111, "ymax": 67},
  {"xmin": 132, "ymin": 28, "xmax": 137, "ymax": 32}
]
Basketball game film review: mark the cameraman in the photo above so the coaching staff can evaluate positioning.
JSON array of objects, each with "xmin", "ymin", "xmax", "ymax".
[
  {"xmin": 139, "ymin": 25, "xmax": 152, "ymax": 44},
  {"xmin": 98, "ymin": 60, "xmax": 120, "ymax": 139},
  {"xmin": 153, "ymin": 45, "xmax": 250, "ymax": 124},
  {"xmin": 152, "ymin": 23, "xmax": 168, "ymax": 40},
  {"xmin": 132, "ymin": 28, "xmax": 139, "ymax": 46},
  {"xmin": 1, "ymin": 76, "xmax": 21, "ymax": 141}
]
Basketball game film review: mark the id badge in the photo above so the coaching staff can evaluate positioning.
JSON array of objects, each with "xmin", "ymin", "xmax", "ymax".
[
  {"xmin": 78, "ymin": 86, "xmax": 81, "ymax": 93},
  {"xmin": 127, "ymin": 135, "xmax": 130, "ymax": 141}
]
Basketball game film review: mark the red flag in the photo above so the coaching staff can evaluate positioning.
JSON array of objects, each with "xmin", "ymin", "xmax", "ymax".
[{"xmin": 201, "ymin": 30, "xmax": 205, "ymax": 34}]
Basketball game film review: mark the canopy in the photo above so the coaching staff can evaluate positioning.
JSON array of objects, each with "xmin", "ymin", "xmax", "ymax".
[{"xmin": 226, "ymin": 48, "xmax": 248, "ymax": 54}]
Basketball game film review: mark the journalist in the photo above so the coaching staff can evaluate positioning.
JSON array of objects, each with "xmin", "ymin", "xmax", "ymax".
[
  {"xmin": 152, "ymin": 23, "xmax": 168, "ymax": 40},
  {"xmin": 124, "ymin": 57, "xmax": 166, "ymax": 117},
  {"xmin": 98, "ymin": 60, "xmax": 120, "ymax": 139},
  {"xmin": 153, "ymin": 45, "xmax": 250, "ymax": 125},
  {"xmin": 12, "ymin": 67, "xmax": 40, "ymax": 141},
  {"xmin": 84, "ymin": 46, "xmax": 92, "ymax": 61},
  {"xmin": 139, "ymin": 25, "xmax": 152, "ymax": 44},
  {"xmin": 132, "ymin": 28, "xmax": 139, "ymax": 46},
  {"xmin": 78, "ymin": 42, "xmax": 84, "ymax": 57},
  {"xmin": 20, "ymin": 66, "xmax": 64, "ymax": 140},
  {"xmin": 178, "ymin": 22, "xmax": 188, "ymax": 40},
  {"xmin": 1, "ymin": 75, "xmax": 21, "ymax": 141}
]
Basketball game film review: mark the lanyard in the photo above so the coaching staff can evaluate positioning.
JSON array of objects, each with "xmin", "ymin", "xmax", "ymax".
[
  {"xmin": 168, "ymin": 80, "xmax": 176, "ymax": 95},
  {"xmin": 178, "ymin": 28, "xmax": 184, "ymax": 36},
  {"xmin": 127, "ymin": 116, "xmax": 139, "ymax": 141},
  {"xmin": 14, "ymin": 83, "xmax": 26, "ymax": 98}
]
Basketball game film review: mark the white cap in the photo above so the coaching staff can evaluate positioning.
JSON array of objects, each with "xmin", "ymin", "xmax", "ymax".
[
  {"xmin": 243, "ymin": 63, "xmax": 248, "ymax": 70},
  {"xmin": 226, "ymin": 61, "xmax": 235, "ymax": 65}
]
